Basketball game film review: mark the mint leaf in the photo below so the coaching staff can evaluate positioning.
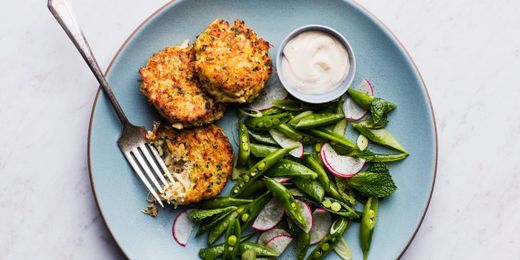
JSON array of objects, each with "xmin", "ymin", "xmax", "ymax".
[
  {"xmin": 363, "ymin": 98, "xmax": 396, "ymax": 129},
  {"xmin": 347, "ymin": 172, "xmax": 396, "ymax": 198},
  {"xmin": 366, "ymin": 163, "xmax": 389, "ymax": 174}
]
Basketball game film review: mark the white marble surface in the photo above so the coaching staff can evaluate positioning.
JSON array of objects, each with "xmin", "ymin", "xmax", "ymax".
[{"xmin": 1, "ymin": 0, "xmax": 519, "ymax": 259}]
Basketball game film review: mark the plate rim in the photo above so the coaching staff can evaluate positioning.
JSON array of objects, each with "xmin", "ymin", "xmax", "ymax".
[{"xmin": 87, "ymin": 0, "xmax": 438, "ymax": 258}]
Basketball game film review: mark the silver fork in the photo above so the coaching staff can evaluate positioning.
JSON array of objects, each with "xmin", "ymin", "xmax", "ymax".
[{"xmin": 48, "ymin": 0, "xmax": 173, "ymax": 207}]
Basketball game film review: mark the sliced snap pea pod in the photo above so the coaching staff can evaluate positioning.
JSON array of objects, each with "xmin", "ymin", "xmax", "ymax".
[
  {"xmin": 198, "ymin": 235, "xmax": 270, "ymax": 260},
  {"xmin": 335, "ymin": 96, "xmax": 346, "ymax": 115},
  {"xmin": 302, "ymin": 154, "xmax": 331, "ymax": 193},
  {"xmin": 239, "ymin": 242, "xmax": 279, "ymax": 258},
  {"xmin": 352, "ymin": 121, "xmax": 407, "ymax": 153},
  {"xmin": 245, "ymin": 112, "xmax": 292, "ymax": 131},
  {"xmin": 231, "ymin": 146, "xmax": 298, "ymax": 197},
  {"xmin": 239, "ymin": 192, "xmax": 271, "ymax": 229},
  {"xmin": 250, "ymin": 143, "xmax": 279, "ymax": 157},
  {"xmin": 261, "ymin": 107, "xmax": 284, "ymax": 116},
  {"xmin": 266, "ymin": 159, "xmax": 318, "ymax": 179},
  {"xmin": 199, "ymin": 197, "xmax": 253, "ymax": 209},
  {"xmin": 321, "ymin": 197, "xmax": 359, "ymax": 219},
  {"xmin": 347, "ymin": 88, "xmax": 374, "ymax": 110},
  {"xmin": 238, "ymin": 108, "xmax": 263, "ymax": 118},
  {"xmin": 287, "ymin": 218, "xmax": 311, "ymax": 260},
  {"xmin": 288, "ymin": 110, "xmax": 314, "ymax": 125},
  {"xmin": 308, "ymin": 128, "xmax": 356, "ymax": 150},
  {"xmin": 276, "ymin": 123, "xmax": 321, "ymax": 144},
  {"xmin": 361, "ymin": 150, "xmax": 409, "ymax": 162},
  {"xmin": 308, "ymin": 217, "xmax": 350, "ymax": 260},
  {"xmin": 264, "ymin": 176, "xmax": 307, "ymax": 230},
  {"xmin": 334, "ymin": 177, "xmax": 356, "ymax": 206},
  {"xmin": 361, "ymin": 197, "xmax": 378, "ymax": 260},
  {"xmin": 240, "ymin": 249, "xmax": 256, "ymax": 260},
  {"xmin": 248, "ymin": 130, "xmax": 279, "ymax": 146},
  {"xmin": 189, "ymin": 206, "xmax": 238, "ymax": 222},
  {"xmin": 237, "ymin": 120, "xmax": 251, "ymax": 167},
  {"xmin": 196, "ymin": 210, "xmax": 234, "ymax": 237},
  {"xmin": 293, "ymin": 177, "xmax": 325, "ymax": 202},
  {"xmin": 292, "ymin": 113, "xmax": 344, "ymax": 129},
  {"xmin": 208, "ymin": 210, "xmax": 238, "ymax": 245},
  {"xmin": 333, "ymin": 119, "xmax": 348, "ymax": 136},
  {"xmin": 223, "ymin": 219, "xmax": 241, "ymax": 260},
  {"xmin": 272, "ymin": 99, "xmax": 312, "ymax": 111}
]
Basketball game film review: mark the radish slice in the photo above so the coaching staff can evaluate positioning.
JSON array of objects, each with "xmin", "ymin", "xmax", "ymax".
[
  {"xmin": 249, "ymin": 74, "xmax": 288, "ymax": 111},
  {"xmin": 321, "ymin": 143, "xmax": 365, "ymax": 178},
  {"xmin": 172, "ymin": 209, "xmax": 195, "ymax": 247},
  {"xmin": 310, "ymin": 208, "xmax": 332, "ymax": 244},
  {"xmin": 252, "ymin": 198, "xmax": 285, "ymax": 231},
  {"xmin": 356, "ymin": 135, "xmax": 369, "ymax": 151},
  {"xmin": 343, "ymin": 79, "xmax": 374, "ymax": 121},
  {"xmin": 296, "ymin": 200, "xmax": 313, "ymax": 233},
  {"xmin": 265, "ymin": 235, "xmax": 293, "ymax": 255},
  {"xmin": 273, "ymin": 177, "xmax": 291, "ymax": 184},
  {"xmin": 257, "ymin": 228, "xmax": 291, "ymax": 246},
  {"xmin": 269, "ymin": 129, "xmax": 304, "ymax": 158}
]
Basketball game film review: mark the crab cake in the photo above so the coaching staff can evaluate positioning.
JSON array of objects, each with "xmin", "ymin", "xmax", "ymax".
[
  {"xmin": 194, "ymin": 19, "xmax": 272, "ymax": 103},
  {"xmin": 139, "ymin": 41, "xmax": 225, "ymax": 129},
  {"xmin": 147, "ymin": 123, "xmax": 233, "ymax": 206}
]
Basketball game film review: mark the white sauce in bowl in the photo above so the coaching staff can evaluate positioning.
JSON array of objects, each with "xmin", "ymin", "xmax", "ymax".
[{"xmin": 281, "ymin": 31, "xmax": 350, "ymax": 94}]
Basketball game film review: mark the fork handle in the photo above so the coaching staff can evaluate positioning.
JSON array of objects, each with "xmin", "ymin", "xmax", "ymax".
[{"xmin": 48, "ymin": 0, "xmax": 129, "ymax": 125}]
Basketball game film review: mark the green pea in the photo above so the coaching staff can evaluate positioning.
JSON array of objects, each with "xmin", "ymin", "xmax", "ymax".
[
  {"xmin": 321, "ymin": 243, "xmax": 330, "ymax": 251},
  {"xmin": 323, "ymin": 199, "xmax": 332, "ymax": 208},
  {"xmin": 228, "ymin": 235, "xmax": 237, "ymax": 246},
  {"xmin": 331, "ymin": 202, "xmax": 342, "ymax": 211},
  {"xmin": 241, "ymin": 213, "xmax": 249, "ymax": 222}
]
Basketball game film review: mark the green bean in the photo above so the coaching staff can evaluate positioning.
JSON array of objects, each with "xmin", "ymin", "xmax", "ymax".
[
  {"xmin": 292, "ymin": 113, "xmax": 344, "ymax": 129},
  {"xmin": 361, "ymin": 197, "xmax": 378, "ymax": 260},
  {"xmin": 237, "ymin": 120, "xmax": 251, "ymax": 167},
  {"xmin": 347, "ymin": 88, "xmax": 374, "ymax": 110},
  {"xmin": 245, "ymin": 112, "xmax": 292, "ymax": 130},
  {"xmin": 248, "ymin": 130, "xmax": 279, "ymax": 146},
  {"xmin": 231, "ymin": 146, "xmax": 297, "ymax": 197},
  {"xmin": 189, "ymin": 206, "xmax": 237, "ymax": 222},
  {"xmin": 239, "ymin": 192, "xmax": 271, "ymax": 229},
  {"xmin": 264, "ymin": 176, "xmax": 307, "ymax": 230},
  {"xmin": 308, "ymin": 217, "xmax": 350, "ymax": 259},
  {"xmin": 208, "ymin": 211, "xmax": 238, "ymax": 245},
  {"xmin": 293, "ymin": 178, "xmax": 325, "ymax": 202},
  {"xmin": 276, "ymin": 123, "xmax": 321, "ymax": 144},
  {"xmin": 250, "ymin": 143, "xmax": 279, "ymax": 157},
  {"xmin": 199, "ymin": 197, "xmax": 252, "ymax": 209},
  {"xmin": 237, "ymin": 180, "xmax": 266, "ymax": 199},
  {"xmin": 266, "ymin": 159, "xmax": 318, "ymax": 179},
  {"xmin": 321, "ymin": 197, "xmax": 359, "ymax": 219},
  {"xmin": 223, "ymin": 219, "xmax": 241, "ymax": 259},
  {"xmin": 196, "ymin": 210, "xmax": 234, "ymax": 237},
  {"xmin": 288, "ymin": 110, "xmax": 313, "ymax": 125},
  {"xmin": 308, "ymin": 128, "xmax": 356, "ymax": 151},
  {"xmin": 302, "ymin": 155, "xmax": 331, "ymax": 193}
]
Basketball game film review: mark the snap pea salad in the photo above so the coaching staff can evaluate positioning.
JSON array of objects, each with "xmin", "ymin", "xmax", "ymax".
[{"xmin": 187, "ymin": 86, "xmax": 409, "ymax": 260}]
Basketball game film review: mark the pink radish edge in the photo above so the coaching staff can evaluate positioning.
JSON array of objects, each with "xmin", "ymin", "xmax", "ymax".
[
  {"xmin": 265, "ymin": 234, "xmax": 294, "ymax": 255},
  {"xmin": 310, "ymin": 208, "xmax": 332, "ymax": 244},
  {"xmin": 257, "ymin": 228, "xmax": 291, "ymax": 245},
  {"xmin": 296, "ymin": 200, "xmax": 313, "ymax": 233},
  {"xmin": 345, "ymin": 79, "xmax": 375, "ymax": 121},
  {"xmin": 172, "ymin": 209, "xmax": 195, "ymax": 247},
  {"xmin": 320, "ymin": 144, "xmax": 365, "ymax": 178}
]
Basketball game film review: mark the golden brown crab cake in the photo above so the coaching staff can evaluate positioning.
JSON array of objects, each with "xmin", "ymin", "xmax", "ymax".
[
  {"xmin": 194, "ymin": 19, "xmax": 273, "ymax": 103},
  {"xmin": 147, "ymin": 123, "xmax": 233, "ymax": 206},
  {"xmin": 139, "ymin": 42, "xmax": 225, "ymax": 129}
]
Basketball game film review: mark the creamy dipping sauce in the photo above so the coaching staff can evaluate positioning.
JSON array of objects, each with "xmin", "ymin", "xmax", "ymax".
[{"xmin": 281, "ymin": 31, "xmax": 350, "ymax": 94}]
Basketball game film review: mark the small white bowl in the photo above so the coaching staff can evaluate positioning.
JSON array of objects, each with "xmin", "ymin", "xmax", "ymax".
[{"xmin": 276, "ymin": 25, "xmax": 356, "ymax": 104}]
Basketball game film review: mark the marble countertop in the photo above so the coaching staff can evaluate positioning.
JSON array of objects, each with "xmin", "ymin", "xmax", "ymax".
[{"xmin": 1, "ymin": 0, "xmax": 519, "ymax": 259}]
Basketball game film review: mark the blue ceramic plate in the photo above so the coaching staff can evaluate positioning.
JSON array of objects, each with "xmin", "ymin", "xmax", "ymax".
[{"xmin": 88, "ymin": 0, "xmax": 437, "ymax": 259}]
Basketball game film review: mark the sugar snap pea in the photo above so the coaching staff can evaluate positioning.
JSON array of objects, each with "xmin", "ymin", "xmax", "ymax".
[
  {"xmin": 250, "ymin": 143, "xmax": 279, "ymax": 157},
  {"xmin": 261, "ymin": 107, "xmax": 284, "ymax": 116},
  {"xmin": 199, "ymin": 197, "xmax": 252, "ymax": 209},
  {"xmin": 239, "ymin": 192, "xmax": 271, "ymax": 229},
  {"xmin": 245, "ymin": 112, "xmax": 292, "ymax": 130},
  {"xmin": 293, "ymin": 177, "xmax": 325, "ymax": 202},
  {"xmin": 266, "ymin": 159, "xmax": 318, "ymax": 179},
  {"xmin": 287, "ymin": 218, "xmax": 310, "ymax": 260},
  {"xmin": 360, "ymin": 149, "xmax": 409, "ymax": 162},
  {"xmin": 321, "ymin": 197, "xmax": 359, "ymax": 219},
  {"xmin": 307, "ymin": 217, "xmax": 350, "ymax": 259},
  {"xmin": 237, "ymin": 120, "xmax": 251, "ymax": 167},
  {"xmin": 223, "ymin": 219, "xmax": 241, "ymax": 259},
  {"xmin": 272, "ymin": 99, "xmax": 312, "ymax": 112},
  {"xmin": 352, "ymin": 121, "xmax": 407, "ymax": 153},
  {"xmin": 248, "ymin": 130, "xmax": 279, "ymax": 146},
  {"xmin": 199, "ymin": 238, "xmax": 275, "ymax": 260},
  {"xmin": 237, "ymin": 180, "xmax": 266, "ymax": 199},
  {"xmin": 276, "ymin": 123, "xmax": 321, "ymax": 144},
  {"xmin": 231, "ymin": 146, "xmax": 297, "ymax": 197},
  {"xmin": 347, "ymin": 88, "xmax": 374, "ymax": 110},
  {"xmin": 308, "ymin": 128, "xmax": 356, "ymax": 152},
  {"xmin": 288, "ymin": 110, "xmax": 314, "ymax": 125},
  {"xmin": 302, "ymin": 154, "xmax": 331, "ymax": 193},
  {"xmin": 292, "ymin": 113, "xmax": 344, "ymax": 129},
  {"xmin": 264, "ymin": 176, "xmax": 307, "ymax": 230},
  {"xmin": 334, "ymin": 177, "xmax": 356, "ymax": 205},
  {"xmin": 196, "ymin": 210, "xmax": 233, "ymax": 237},
  {"xmin": 361, "ymin": 197, "xmax": 378, "ymax": 260},
  {"xmin": 208, "ymin": 210, "xmax": 238, "ymax": 245}
]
